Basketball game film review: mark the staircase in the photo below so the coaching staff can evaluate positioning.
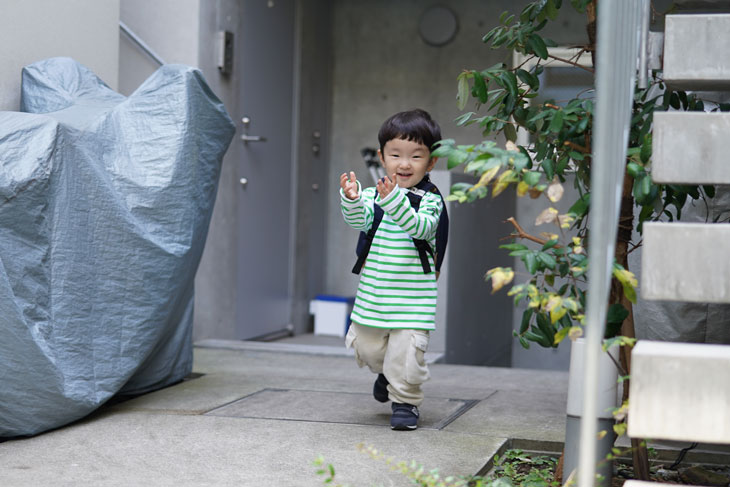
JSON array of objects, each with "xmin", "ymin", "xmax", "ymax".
[{"xmin": 626, "ymin": 12, "xmax": 730, "ymax": 487}]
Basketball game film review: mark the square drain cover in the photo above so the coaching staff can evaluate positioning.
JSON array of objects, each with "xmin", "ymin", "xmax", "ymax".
[{"xmin": 206, "ymin": 389, "xmax": 477, "ymax": 430}]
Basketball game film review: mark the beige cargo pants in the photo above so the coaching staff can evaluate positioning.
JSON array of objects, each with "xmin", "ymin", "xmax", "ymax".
[{"xmin": 345, "ymin": 322, "xmax": 430, "ymax": 406}]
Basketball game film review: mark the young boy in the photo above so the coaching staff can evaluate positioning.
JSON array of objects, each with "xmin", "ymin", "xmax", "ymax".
[{"xmin": 339, "ymin": 108, "xmax": 443, "ymax": 430}]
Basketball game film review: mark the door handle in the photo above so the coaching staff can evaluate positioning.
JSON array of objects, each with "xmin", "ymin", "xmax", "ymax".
[{"xmin": 241, "ymin": 134, "xmax": 267, "ymax": 144}]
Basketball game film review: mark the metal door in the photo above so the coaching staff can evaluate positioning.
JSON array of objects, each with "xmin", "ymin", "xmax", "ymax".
[{"xmin": 235, "ymin": 0, "xmax": 296, "ymax": 339}]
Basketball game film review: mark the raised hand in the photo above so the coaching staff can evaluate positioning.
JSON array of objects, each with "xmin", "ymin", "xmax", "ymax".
[
  {"xmin": 376, "ymin": 173, "xmax": 397, "ymax": 199},
  {"xmin": 340, "ymin": 171, "xmax": 359, "ymax": 200}
]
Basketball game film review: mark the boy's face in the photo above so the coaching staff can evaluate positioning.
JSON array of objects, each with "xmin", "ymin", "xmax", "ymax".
[{"xmin": 378, "ymin": 137, "xmax": 436, "ymax": 189}]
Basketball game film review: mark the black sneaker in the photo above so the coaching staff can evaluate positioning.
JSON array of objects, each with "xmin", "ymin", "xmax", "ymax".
[
  {"xmin": 390, "ymin": 402, "xmax": 419, "ymax": 430},
  {"xmin": 373, "ymin": 373, "xmax": 389, "ymax": 403}
]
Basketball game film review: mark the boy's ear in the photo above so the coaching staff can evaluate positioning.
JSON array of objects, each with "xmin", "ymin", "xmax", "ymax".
[{"xmin": 427, "ymin": 157, "xmax": 438, "ymax": 172}]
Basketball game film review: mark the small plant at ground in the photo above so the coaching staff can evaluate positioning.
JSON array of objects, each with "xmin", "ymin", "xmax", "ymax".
[
  {"xmin": 313, "ymin": 447, "xmax": 568, "ymax": 487},
  {"xmin": 489, "ymin": 449, "xmax": 560, "ymax": 487},
  {"xmin": 313, "ymin": 455, "xmax": 347, "ymax": 486}
]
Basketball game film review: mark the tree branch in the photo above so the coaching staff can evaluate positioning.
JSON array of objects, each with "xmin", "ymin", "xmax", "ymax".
[
  {"xmin": 546, "ymin": 54, "xmax": 595, "ymax": 74},
  {"xmin": 505, "ymin": 217, "xmax": 564, "ymax": 248},
  {"xmin": 564, "ymin": 140, "xmax": 590, "ymax": 154}
]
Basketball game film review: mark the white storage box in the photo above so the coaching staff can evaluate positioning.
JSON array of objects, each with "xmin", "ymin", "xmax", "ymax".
[{"xmin": 309, "ymin": 295, "xmax": 355, "ymax": 337}]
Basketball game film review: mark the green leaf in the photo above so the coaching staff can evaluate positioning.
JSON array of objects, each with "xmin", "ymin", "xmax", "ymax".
[
  {"xmin": 569, "ymin": 193, "xmax": 590, "ymax": 216},
  {"xmin": 454, "ymin": 111, "xmax": 474, "ymax": 126},
  {"xmin": 554, "ymin": 326, "xmax": 571, "ymax": 345},
  {"xmin": 542, "ymin": 157, "xmax": 555, "ymax": 181},
  {"xmin": 519, "ymin": 336, "xmax": 530, "ymax": 349},
  {"xmin": 500, "ymin": 71, "xmax": 519, "ymax": 99},
  {"xmin": 537, "ymin": 252, "xmax": 557, "ymax": 269},
  {"xmin": 520, "ymin": 309, "xmax": 534, "ymax": 333},
  {"xmin": 633, "ymin": 174, "xmax": 652, "ymax": 203},
  {"xmin": 678, "ymin": 91, "xmax": 688, "ymax": 109},
  {"xmin": 447, "ymin": 149, "xmax": 469, "ymax": 169},
  {"xmin": 549, "ymin": 110, "xmax": 564, "ymax": 133},
  {"xmin": 640, "ymin": 136, "xmax": 652, "ymax": 164},
  {"xmin": 524, "ymin": 253, "xmax": 538, "ymax": 274},
  {"xmin": 472, "ymin": 73, "xmax": 488, "ymax": 103},
  {"xmin": 528, "ymin": 110, "xmax": 551, "ymax": 124},
  {"xmin": 541, "ymin": 239, "xmax": 558, "ymax": 251},
  {"xmin": 525, "ymin": 329, "xmax": 552, "ymax": 348},
  {"xmin": 504, "ymin": 123, "xmax": 517, "ymax": 142},
  {"xmin": 606, "ymin": 303, "xmax": 629, "ymax": 325},
  {"xmin": 457, "ymin": 75, "xmax": 470, "ymax": 111},
  {"xmin": 623, "ymin": 282, "xmax": 637, "ymax": 304},
  {"xmin": 482, "ymin": 26, "xmax": 500, "ymax": 44},
  {"xmin": 704, "ymin": 185, "xmax": 716, "ymax": 198},
  {"xmin": 501, "ymin": 243, "xmax": 529, "ymax": 251},
  {"xmin": 528, "ymin": 34, "xmax": 548, "ymax": 59},
  {"xmin": 545, "ymin": 0, "xmax": 559, "ymax": 20},
  {"xmin": 545, "ymin": 273, "xmax": 555, "ymax": 287},
  {"xmin": 431, "ymin": 146, "xmax": 451, "ymax": 158},
  {"xmin": 626, "ymin": 161, "xmax": 643, "ymax": 179},
  {"xmin": 524, "ymin": 171, "xmax": 541, "ymax": 187},
  {"xmin": 511, "ymin": 152, "xmax": 530, "ymax": 172},
  {"xmin": 669, "ymin": 92, "xmax": 680, "ymax": 110},
  {"xmin": 516, "ymin": 68, "xmax": 540, "ymax": 91}
]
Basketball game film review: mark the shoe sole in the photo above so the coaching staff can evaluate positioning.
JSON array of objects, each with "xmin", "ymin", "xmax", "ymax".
[{"xmin": 390, "ymin": 424, "xmax": 417, "ymax": 431}]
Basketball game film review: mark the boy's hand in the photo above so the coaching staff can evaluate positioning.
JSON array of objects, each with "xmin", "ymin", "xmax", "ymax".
[
  {"xmin": 376, "ymin": 173, "xmax": 397, "ymax": 199},
  {"xmin": 340, "ymin": 171, "xmax": 359, "ymax": 200}
]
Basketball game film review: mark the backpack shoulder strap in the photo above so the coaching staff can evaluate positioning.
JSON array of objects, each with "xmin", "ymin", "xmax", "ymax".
[
  {"xmin": 414, "ymin": 177, "xmax": 449, "ymax": 274},
  {"xmin": 352, "ymin": 203, "xmax": 384, "ymax": 275}
]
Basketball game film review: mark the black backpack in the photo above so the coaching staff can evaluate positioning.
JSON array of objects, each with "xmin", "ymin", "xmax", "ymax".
[{"xmin": 352, "ymin": 175, "xmax": 449, "ymax": 275}]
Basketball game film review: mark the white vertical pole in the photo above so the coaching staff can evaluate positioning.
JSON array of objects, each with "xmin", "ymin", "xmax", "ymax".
[{"xmin": 578, "ymin": 1, "xmax": 644, "ymax": 485}]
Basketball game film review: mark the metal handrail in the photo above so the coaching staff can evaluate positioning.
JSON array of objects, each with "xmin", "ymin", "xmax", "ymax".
[{"xmin": 119, "ymin": 21, "xmax": 166, "ymax": 66}]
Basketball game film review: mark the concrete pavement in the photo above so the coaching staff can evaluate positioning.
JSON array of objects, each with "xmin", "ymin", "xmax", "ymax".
[{"xmin": 0, "ymin": 340, "xmax": 568, "ymax": 486}]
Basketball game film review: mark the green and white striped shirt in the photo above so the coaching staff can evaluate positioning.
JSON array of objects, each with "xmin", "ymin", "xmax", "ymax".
[{"xmin": 341, "ymin": 183, "xmax": 443, "ymax": 330}]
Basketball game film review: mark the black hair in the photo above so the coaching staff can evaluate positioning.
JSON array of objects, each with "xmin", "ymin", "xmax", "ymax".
[{"xmin": 378, "ymin": 109, "xmax": 442, "ymax": 155}]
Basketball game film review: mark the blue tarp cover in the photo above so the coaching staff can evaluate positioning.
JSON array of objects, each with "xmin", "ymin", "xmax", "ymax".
[{"xmin": 0, "ymin": 57, "xmax": 234, "ymax": 436}]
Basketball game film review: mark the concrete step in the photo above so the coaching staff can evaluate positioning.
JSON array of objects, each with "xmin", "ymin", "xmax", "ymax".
[
  {"xmin": 628, "ymin": 340, "xmax": 730, "ymax": 444},
  {"xmin": 652, "ymin": 112, "xmax": 730, "ymax": 184},
  {"xmin": 624, "ymin": 482, "xmax": 672, "ymax": 487},
  {"xmin": 641, "ymin": 222, "xmax": 730, "ymax": 303},
  {"xmin": 664, "ymin": 14, "xmax": 730, "ymax": 90}
]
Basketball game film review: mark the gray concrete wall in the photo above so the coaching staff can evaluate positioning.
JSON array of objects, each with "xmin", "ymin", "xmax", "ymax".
[
  {"xmin": 118, "ymin": 0, "xmax": 200, "ymax": 95},
  {"xmin": 118, "ymin": 0, "xmax": 241, "ymax": 341},
  {"xmin": 0, "ymin": 0, "xmax": 120, "ymax": 111},
  {"xmin": 290, "ymin": 0, "xmax": 334, "ymax": 335},
  {"xmin": 193, "ymin": 1, "xmax": 242, "ymax": 341}
]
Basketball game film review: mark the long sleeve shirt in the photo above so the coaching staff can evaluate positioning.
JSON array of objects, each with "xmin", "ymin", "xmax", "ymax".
[{"xmin": 341, "ymin": 184, "xmax": 442, "ymax": 329}]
